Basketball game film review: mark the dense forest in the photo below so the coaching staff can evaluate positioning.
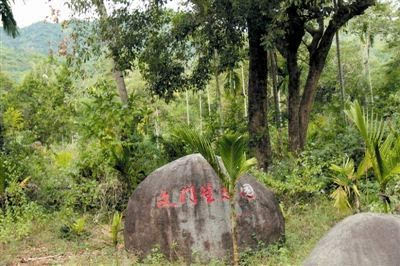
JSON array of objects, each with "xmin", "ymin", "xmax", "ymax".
[{"xmin": 1, "ymin": 0, "xmax": 399, "ymax": 265}]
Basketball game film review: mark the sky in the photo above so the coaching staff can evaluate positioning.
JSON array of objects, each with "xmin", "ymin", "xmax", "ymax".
[
  {"xmin": 11, "ymin": 0, "xmax": 72, "ymax": 27},
  {"xmin": 10, "ymin": 0, "xmax": 183, "ymax": 28}
]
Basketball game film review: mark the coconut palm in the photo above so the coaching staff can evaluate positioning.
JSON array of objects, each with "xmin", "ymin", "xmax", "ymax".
[
  {"xmin": 174, "ymin": 127, "xmax": 257, "ymax": 266},
  {"xmin": 345, "ymin": 101, "xmax": 400, "ymax": 212}
]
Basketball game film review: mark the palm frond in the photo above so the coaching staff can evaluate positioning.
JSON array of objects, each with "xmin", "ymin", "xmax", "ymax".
[
  {"xmin": 356, "ymin": 152, "xmax": 372, "ymax": 178},
  {"xmin": 174, "ymin": 128, "xmax": 257, "ymax": 195},
  {"xmin": 345, "ymin": 100, "xmax": 385, "ymax": 150},
  {"xmin": 173, "ymin": 126, "xmax": 221, "ymax": 176},
  {"xmin": 1, "ymin": 0, "xmax": 19, "ymax": 38},
  {"xmin": 346, "ymin": 101, "xmax": 400, "ymax": 200},
  {"xmin": 218, "ymin": 134, "xmax": 257, "ymax": 193},
  {"xmin": 331, "ymin": 187, "xmax": 351, "ymax": 213}
]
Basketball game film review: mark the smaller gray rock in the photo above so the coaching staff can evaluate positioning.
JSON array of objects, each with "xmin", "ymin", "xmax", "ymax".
[{"xmin": 303, "ymin": 213, "xmax": 400, "ymax": 266}]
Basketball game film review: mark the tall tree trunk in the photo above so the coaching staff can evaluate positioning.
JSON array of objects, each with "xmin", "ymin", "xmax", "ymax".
[
  {"xmin": 269, "ymin": 50, "xmax": 283, "ymax": 155},
  {"xmin": 199, "ymin": 92, "xmax": 203, "ymax": 134},
  {"xmin": 95, "ymin": 0, "xmax": 129, "ymax": 104},
  {"xmin": 241, "ymin": 64, "xmax": 248, "ymax": 117},
  {"xmin": 230, "ymin": 198, "xmax": 239, "ymax": 266},
  {"xmin": 113, "ymin": 67, "xmax": 129, "ymax": 104},
  {"xmin": 287, "ymin": 50, "xmax": 302, "ymax": 152},
  {"xmin": 299, "ymin": 64, "xmax": 323, "ymax": 149},
  {"xmin": 247, "ymin": 18, "xmax": 272, "ymax": 170},
  {"xmin": 206, "ymin": 85, "xmax": 211, "ymax": 115},
  {"xmin": 335, "ymin": 30, "xmax": 345, "ymax": 119},
  {"xmin": 283, "ymin": 0, "xmax": 375, "ymax": 153},
  {"xmin": 269, "ymin": 51, "xmax": 281, "ymax": 129},
  {"xmin": 364, "ymin": 31, "xmax": 373, "ymax": 105},
  {"xmin": 214, "ymin": 51, "xmax": 223, "ymax": 131},
  {"xmin": 185, "ymin": 90, "xmax": 190, "ymax": 125},
  {"xmin": 154, "ymin": 106, "xmax": 160, "ymax": 149}
]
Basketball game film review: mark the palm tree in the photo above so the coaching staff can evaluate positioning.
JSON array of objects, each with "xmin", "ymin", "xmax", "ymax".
[
  {"xmin": 330, "ymin": 157, "xmax": 362, "ymax": 213},
  {"xmin": 1, "ymin": 0, "xmax": 18, "ymax": 38},
  {"xmin": 174, "ymin": 127, "xmax": 257, "ymax": 266},
  {"xmin": 345, "ymin": 101, "xmax": 400, "ymax": 212}
]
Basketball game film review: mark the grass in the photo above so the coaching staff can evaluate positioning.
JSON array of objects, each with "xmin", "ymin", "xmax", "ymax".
[{"xmin": 0, "ymin": 196, "xmax": 344, "ymax": 265}]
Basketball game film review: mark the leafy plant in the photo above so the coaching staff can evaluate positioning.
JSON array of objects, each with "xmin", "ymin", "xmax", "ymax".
[
  {"xmin": 71, "ymin": 217, "xmax": 86, "ymax": 236},
  {"xmin": 329, "ymin": 158, "xmax": 362, "ymax": 213},
  {"xmin": 110, "ymin": 211, "xmax": 123, "ymax": 247},
  {"xmin": 346, "ymin": 101, "xmax": 400, "ymax": 212}
]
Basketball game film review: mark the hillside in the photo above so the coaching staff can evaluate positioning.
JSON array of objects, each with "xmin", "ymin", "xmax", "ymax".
[
  {"xmin": 0, "ymin": 46, "xmax": 44, "ymax": 82},
  {"xmin": 0, "ymin": 22, "xmax": 64, "ymax": 54},
  {"xmin": 0, "ymin": 22, "xmax": 64, "ymax": 82}
]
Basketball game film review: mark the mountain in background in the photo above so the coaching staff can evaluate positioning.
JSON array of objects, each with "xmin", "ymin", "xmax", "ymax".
[
  {"xmin": 1, "ymin": 21, "xmax": 65, "ymax": 54},
  {"xmin": 1, "ymin": 22, "xmax": 65, "ymax": 82}
]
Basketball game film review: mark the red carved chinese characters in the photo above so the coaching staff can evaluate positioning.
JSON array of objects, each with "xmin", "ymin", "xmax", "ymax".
[
  {"xmin": 155, "ymin": 184, "xmax": 253, "ymax": 208},
  {"xmin": 179, "ymin": 185, "xmax": 198, "ymax": 205},
  {"xmin": 156, "ymin": 191, "xmax": 177, "ymax": 208},
  {"xmin": 200, "ymin": 183, "xmax": 215, "ymax": 204},
  {"xmin": 220, "ymin": 187, "xmax": 230, "ymax": 201}
]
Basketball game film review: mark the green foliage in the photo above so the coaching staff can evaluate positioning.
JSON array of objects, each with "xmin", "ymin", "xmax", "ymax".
[
  {"xmin": 71, "ymin": 217, "xmax": 87, "ymax": 235},
  {"xmin": 0, "ymin": 182, "xmax": 46, "ymax": 243},
  {"xmin": 254, "ymin": 167, "xmax": 326, "ymax": 203},
  {"xmin": 346, "ymin": 101, "xmax": 400, "ymax": 194},
  {"xmin": 59, "ymin": 216, "xmax": 89, "ymax": 240},
  {"xmin": 1, "ymin": 2, "xmax": 400, "ymax": 262},
  {"xmin": 77, "ymin": 80, "xmax": 163, "ymax": 194},
  {"xmin": 174, "ymin": 127, "xmax": 256, "ymax": 194},
  {"xmin": 0, "ymin": 46, "xmax": 45, "ymax": 82},
  {"xmin": 218, "ymin": 134, "xmax": 257, "ymax": 194},
  {"xmin": 2, "ymin": 107, "xmax": 24, "ymax": 132},
  {"xmin": 142, "ymin": 246, "xmax": 168, "ymax": 265},
  {"xmin": 0, "ymin": 22, "xmax": 64, "ymax": 54},
  {"xmin": 330, "ymin": 158, "xmax": 361, "ymax": 213},
  {"xmin": 0, "ymin": 0, "xmax": 18, "ymax": 38},
  {"xmin": 110, "ymin": 211, "xmax": 123, "ymax": 247},
  {"xmin": 173, "ymin": 126, "xmax": 220, "ymax": 176},
  {"xmin": 2, "ymin": 59, "xmax": 74, "ymax": 143}
]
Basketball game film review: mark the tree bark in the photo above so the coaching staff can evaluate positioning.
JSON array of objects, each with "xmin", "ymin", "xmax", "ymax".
[
  {"xmin": 269, "ymin": 50, "xmax": 283, "ymax": 155},
  {"xmin": 269, "ymin": 51, "xmax": 281, "ymax": 130},
  {"xmin": 364, "ymin": 31, "xmax": 374, "ymax": 105},
  {"xmin": 299, "ymin": 64, "xmax": 323, "ymax": 149},
  {"xmin": 214, "ymin": 51, "xmax": 223, "ymax": 131},
  {"xmin": 241, "ymin": 65, "xmax": 248, "ymax": 118},
  {"xmin": 185, "ymin": 89, "xmax": 190, "ymax": 125},
  {"xmin": 230, "ymin": 198, "xmax": 239, "ymax": 266},
  {"xmin": 247, "ymin": 17, "xmax": 272, "ymax": 170},
  {"xmin": 287, "ymin": 50, "xmax": 302, "ymax": 152},
  {"xmin": 334, "ymin": 0, "xmax": 346, "ymax": 120},
  {"xmin": 113, "ymin": 68, "xmax": 129, "ymax": 104},
  {"xmin": 199, "ymin": 91, "xmax": 203, "ymax": 134},
  {"xmin": 95, "ymin": 0, "xmax": 129, "ymax": 104},
  {"xmin": 206, "ymin": 85, "xmax": 211, "ymax": 115},
  {"xmin": 335, "ymin": 29, "xmax": 346, "ymax": 120},
  {"xmin": 282, "ymin": 0, "xmax": 375, "ymax": 152}
]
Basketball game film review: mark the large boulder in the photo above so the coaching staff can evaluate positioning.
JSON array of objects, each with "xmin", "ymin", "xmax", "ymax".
[
  {"xmin": 124, "ymin": 154, "xmax": 284, "ymax": 262},
  {"xmin": 303, "ymin": 213, "xmax": 400, "ymax": 266}
]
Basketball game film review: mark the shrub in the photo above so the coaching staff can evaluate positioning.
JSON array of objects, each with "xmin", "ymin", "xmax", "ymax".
[{"xmin": 0, "ymin": 182, "xmax": 46, "ymax": 243}]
